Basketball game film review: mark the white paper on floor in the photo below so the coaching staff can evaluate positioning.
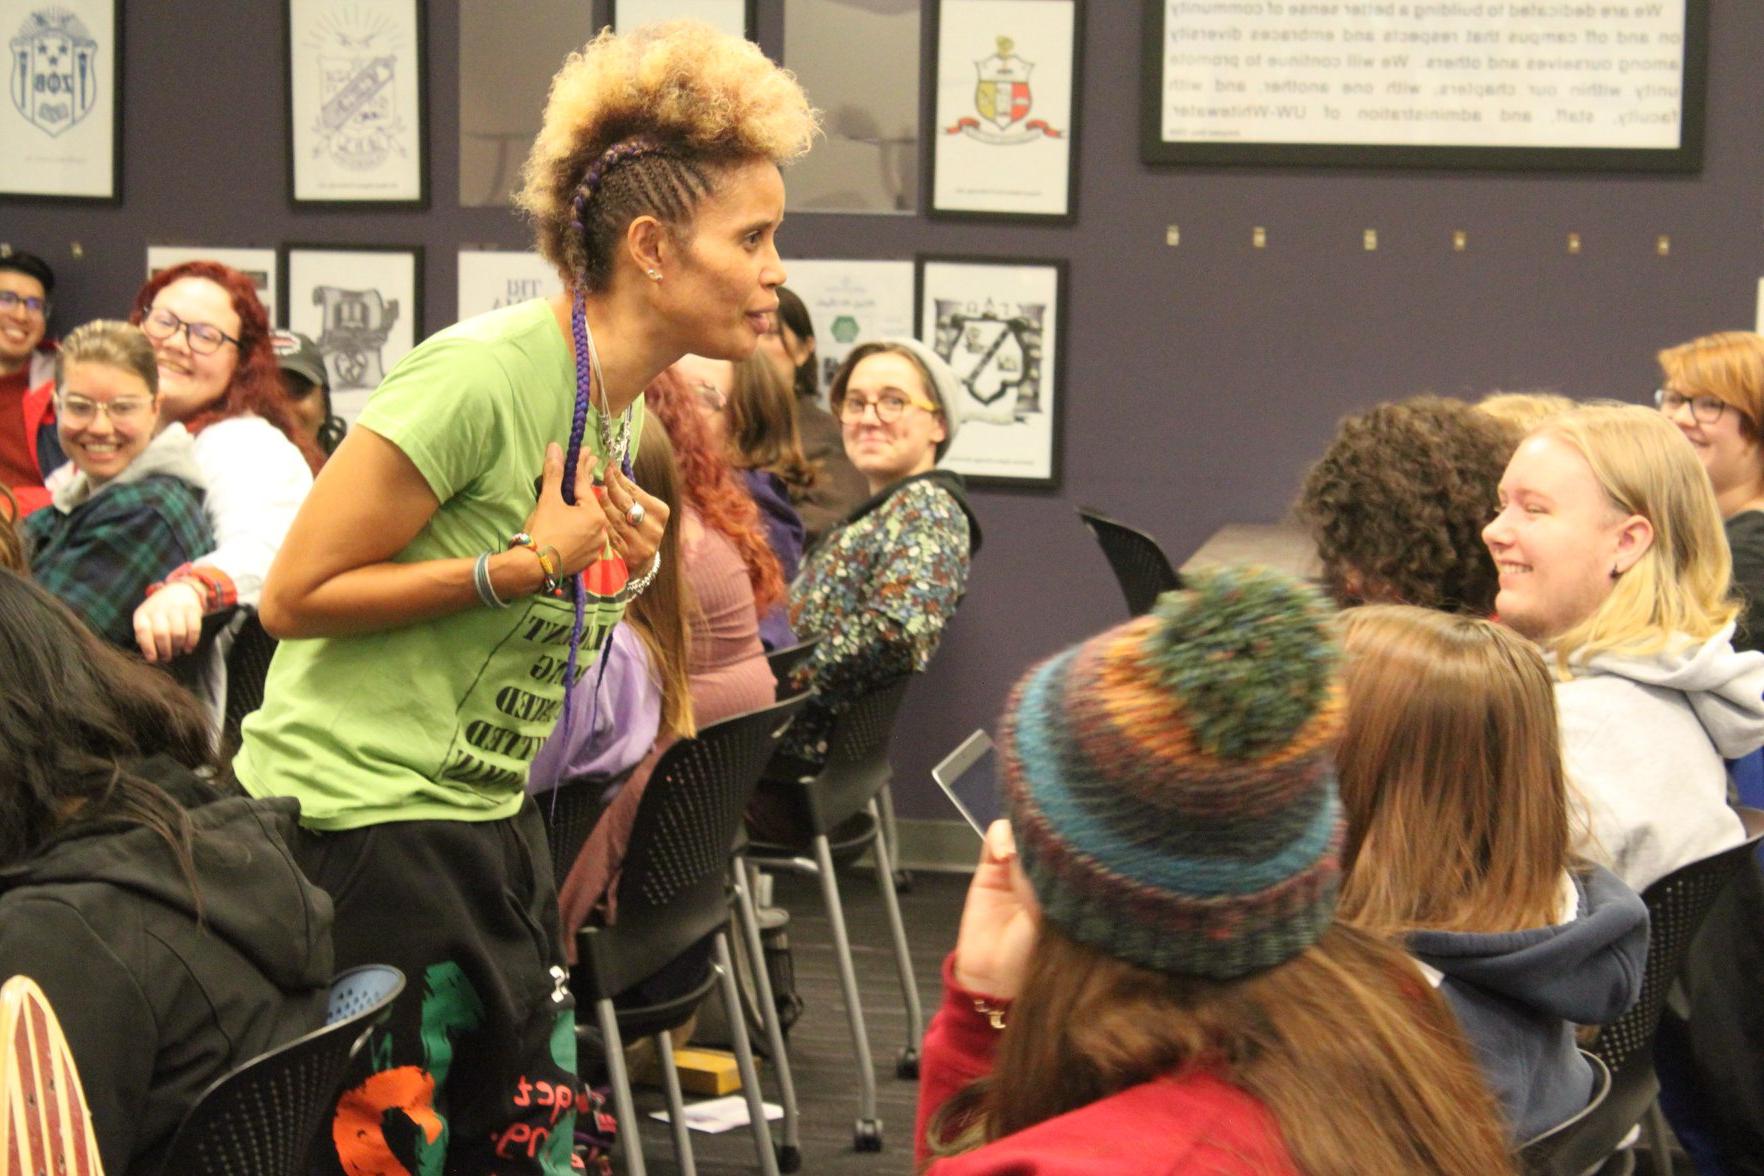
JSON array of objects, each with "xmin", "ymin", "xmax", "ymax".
[{"xmin": 649, "ymin": 1095, "xmax": 784, "ymax": 1134}]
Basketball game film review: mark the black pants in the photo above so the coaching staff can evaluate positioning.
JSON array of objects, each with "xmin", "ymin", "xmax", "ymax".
[{"xmin": 295, "ymin": 801, "xmax": 583, "ymax": 1175}]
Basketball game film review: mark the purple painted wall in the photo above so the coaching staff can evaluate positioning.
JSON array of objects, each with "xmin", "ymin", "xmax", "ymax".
[{"xmin": 6, "ymin": 3, "xmax": 1761, "ymax": 818}]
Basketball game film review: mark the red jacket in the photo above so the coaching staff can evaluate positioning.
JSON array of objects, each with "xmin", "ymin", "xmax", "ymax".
[
  {"xmin": 11, "ymin": 351, "xmax": 61, "ymax": 515},
  {"xmin": 915, "ymin": 954, "xmax": 1299, "ymax": 1175}
]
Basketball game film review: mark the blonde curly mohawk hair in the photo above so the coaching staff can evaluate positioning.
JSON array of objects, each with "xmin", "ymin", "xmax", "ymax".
[{"xmin": 517, "ymin": 21, "xmax": 818, "ymax": 293}]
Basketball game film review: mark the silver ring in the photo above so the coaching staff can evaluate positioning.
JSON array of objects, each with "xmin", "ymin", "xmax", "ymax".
[{"xmin": 625, "ymin": 502, "xmax": 646, "ymax": 527}]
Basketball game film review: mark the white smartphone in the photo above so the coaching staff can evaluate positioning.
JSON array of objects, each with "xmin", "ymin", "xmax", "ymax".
[{"xmin": 931, "ymin": 730, "xmax": 1001, "ymax": 839}]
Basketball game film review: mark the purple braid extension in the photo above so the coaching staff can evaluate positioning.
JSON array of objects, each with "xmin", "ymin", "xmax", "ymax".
[{"xmin": 554, "ymin": 292, "xmax": 597, "ymax": 752}]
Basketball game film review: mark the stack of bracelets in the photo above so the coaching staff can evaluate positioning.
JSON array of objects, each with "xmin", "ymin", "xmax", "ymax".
[{"xmin": 470, "ymin": 531, "xmax": 661, "ymax": 610}]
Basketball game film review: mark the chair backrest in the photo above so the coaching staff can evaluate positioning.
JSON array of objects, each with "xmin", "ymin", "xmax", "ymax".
[
  {"xmin": 536, "ymin": 765, "xmax": 636, "ymax": 893},
  {"xmin": 223, "ymin": 610, "xmax": 279, "ymax": 745},
  {"xmin": 1518, "ymin": 1052, "xmax": 1613, "ymax": 1176},
  {"xmin": 1589, "ymin": 807, "xmax": 1764, "ymax": 1081},
  {"xmin": 577, "ymin": 696, "xmax": 806, "ymax": 1001},
  {"xmin": 801, "ymin": 675, "xmax": 914, "ymax": 835},
  {"xmin": 766, "ymin": 638, "xmax": 820, "ymax": 700},
  {"xmin": 1076, "ymin": 506, "xmax": 1182, "ymax": 617},
  {"xmin": 154, "ymin": 965, "xmax": 404, "ymax": 1176}
]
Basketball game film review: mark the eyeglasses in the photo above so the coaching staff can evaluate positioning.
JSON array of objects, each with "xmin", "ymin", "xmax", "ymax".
[
  {"xmin": 1655, "ymin": 387, "xmax": 1728, "ymax": 426},
  {"xmin": 0, "ymin": 290, "xmax": 47, "ymax": 318},
  {"xmin": 141, "ymin": 307, "xmax": 240, "ymax": 356},
  {"xmin": 688, "ymin": 380, "xmax": 728, "ymax": 412},
  {"xmin": 838, "ymin": 392, "xmax": 939, "ymax": 424},
  {"xmin": 57, "ymin": 393, "xmax": 154, "ymax": 425}
]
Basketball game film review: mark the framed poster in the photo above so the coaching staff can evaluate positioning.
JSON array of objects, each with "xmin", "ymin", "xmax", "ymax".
[
  {"xmin": 456, "ymin": 250, "xmax": 562, "ymax": 323},
  {"xmin": 283, "ymin": 245, "xmax": 422, "ymax": 423},
  {"xmin": 1140, "ymin": 0, "xmax": 1708, "ymax": 171},
  {"xmin": 610, "ymin": 0, "xmax": 753, "ymax": 38},
  {"xmin": 146, "ymin": 246, "xmax": 280, "ymax": 326},
  {"xmin": 917, "ymin": 255, "xmax": 1065, "ymax": 488},
  {"xmin": 0, "ymin": 0, "xmax": 120, "ymax": 200},
  {"xmin": 286, "ymin": 0, "xmax": 428, "ymax": 205},
  {"xmin": 781, "ymin": 259, "xmax": 916, "ymax": 404},
  {"xmin": 930, "ymin": 0, "xmax": 1079, "ymax": 221}
]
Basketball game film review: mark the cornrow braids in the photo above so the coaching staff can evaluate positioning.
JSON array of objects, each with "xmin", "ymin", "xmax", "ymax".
[{"xmin": 566, "ymin": 138, "xmax": 720, "ymax": 292}]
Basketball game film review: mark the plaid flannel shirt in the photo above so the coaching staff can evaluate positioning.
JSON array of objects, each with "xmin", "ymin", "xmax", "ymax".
[{"xmin": 25, "ymin": 474, "xmax": 214, "ymax": 648}]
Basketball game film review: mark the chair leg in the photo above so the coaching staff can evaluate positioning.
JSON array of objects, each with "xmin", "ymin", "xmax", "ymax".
[
  {"xmin": 813, "ymin": 834, "xmax": 883, "ymax": 1151},
  {"xmin": 655, "ymin": 1030, "xmax": 697, "ymax": 1176},
  {"xmin": 733, "ymin": 857, "xmax": 801, "ymax": 1171},
  {"xmin": 1645, "ymin": 1098, "xmax": 1674, "ymax": 1176},
  {"xmin": 868, "ymin": 798, "xmax": 923, "ymax": 1079},
  {"xmin": 877, "ymin": 782, "xmax": 910, "ymax": 891},
  {"xmin": 594, "ymin": 997, "xmax": 646, "ymax": 1176},
  {"xmin": 714, "ymin": 932, "xmax": 781, "ymax": 1176}
]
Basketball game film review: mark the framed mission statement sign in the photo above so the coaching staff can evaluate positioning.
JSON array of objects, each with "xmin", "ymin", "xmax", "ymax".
[{"xmin": 1140, "ymin": 0, "xmax": 1707, "ymax": 171}]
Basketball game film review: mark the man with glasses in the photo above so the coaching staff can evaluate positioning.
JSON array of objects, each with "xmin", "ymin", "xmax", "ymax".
[{"xmin": 0, "ymin": 250, "xmax": 61, "ymax": 515}]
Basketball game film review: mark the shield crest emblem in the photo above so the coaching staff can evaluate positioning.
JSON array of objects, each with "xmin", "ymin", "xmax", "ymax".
[
  {"xmin": 8, "ymin": 14, "xmax": 98, "ymax": 138},
  {"xmin": 973, "ymin": 36, "xmax": 1033, "ymax": 132}
]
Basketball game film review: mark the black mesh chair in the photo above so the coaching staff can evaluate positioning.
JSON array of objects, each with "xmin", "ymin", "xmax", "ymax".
[
  {"xmin": 1519, "ymin": 1052, "xmax": 1613, "ymax": 1176},
  {"xmin": 154, "ymin": 964, "xmax": 404, "ymax": 1176},
  {"xmin": 744, "ymin": 675, "xmax": 919, "ymax": 1152},
  {"xmin": 765, "ymin": 639, "xmax": 819, "ymax": 700},
  {"xmin": 567, "ymin": 696, "xmax": 806, "ymax": 1176},
  {"xmin": 221, "ymin": 609, "xmax": 279, "ymax": 748},
  {"xmin": 1076, "ymin": 505, "xmax": 1182, "ymax": 617},
  {"xmin": 1560, "ymin": 808, "xmax": 1764, "ymax": 1175}
]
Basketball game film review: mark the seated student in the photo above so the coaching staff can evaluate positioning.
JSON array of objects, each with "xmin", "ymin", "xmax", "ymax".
[
  {"xmin": 1336, "ymin": 604, "xmax": 1647, "ymax": 1140},
  {"xmin": 764, "ymin": 339, "xmax": 980, "ymax": 786},
  {"xmin": 915, "ymin": 568, "xmax": 1515, "ymax": 1175},
  {"xmin": 1477, "ymin": 390, "xmax": 1575, "ymax": 434},
  {"xmin": 0, "ymin": 250, "xmax": 62, "ymax": 516},
  {"xmin": 757, "ymin": 287, "xmax": 867, "ymax": 543},
  {"xmin": 558, "ymin": 401, "xmax": 774, "ymax": 938},
  {"xmin": 676, "ymin": 349, "xmax": 807, "ymax": 648},
  {"xmin": 0, "ymin": 568, "xmax": 332, "ymax": 1175},
  {"xmin": 271, "ymin": 329, "xmax": 347, "ymax": 460},
  {"xmin": 24, "ymin": 321, "xmax": 212, "ymax": 650},
  {"xmin": 1298, "ymin": 395, "xmax": 1520, "ymax": 613},
  {"xmin": 126, "ymin": 262, "xmax": 321, "ymax": 666},
  {"xmin": 1484, "ymin": 403, "xmax": 1764, "ymax": 890},
  {"xmin": 1655, "ymin": 331, "xmax": 1764, "ymax": 653}
]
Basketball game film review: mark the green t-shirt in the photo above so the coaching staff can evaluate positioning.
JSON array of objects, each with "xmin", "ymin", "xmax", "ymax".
[{"xmin": 236, "ymin": 299, "xmax": 642, "ymax": 830}]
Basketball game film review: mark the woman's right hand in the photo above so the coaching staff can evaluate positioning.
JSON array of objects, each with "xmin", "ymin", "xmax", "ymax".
[
  {"xmin": 524, "ymin": 442, "xmax": 614, "ymax": 575},
  {"xmin": 952, "ymin": 821, "xmax": 1040, "ymax": 1000}
]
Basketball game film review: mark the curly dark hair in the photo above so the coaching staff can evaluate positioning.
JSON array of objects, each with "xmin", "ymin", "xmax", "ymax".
[{"xmin": 1297, "ymin": 396, "xmax": 1521, "ymax": 614}]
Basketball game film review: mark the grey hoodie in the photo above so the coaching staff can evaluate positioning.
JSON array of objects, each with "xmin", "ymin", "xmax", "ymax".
[
  {"xmin": 1558, "ymin": 625, "xmax": 1764, "ymax": 890},
  {"xmin": 49, "ymin": 420, "xmax": 205, "ymax": 513},
  {"xmin": 1410, "ymin": 865, "xmax": 1647, "ymax": 1141}
]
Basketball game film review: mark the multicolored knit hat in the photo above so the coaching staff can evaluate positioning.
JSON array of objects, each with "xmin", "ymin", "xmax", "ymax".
[{"xmin": 1000, "ymin": 566, "xmax": 1345, "ymax": 980}]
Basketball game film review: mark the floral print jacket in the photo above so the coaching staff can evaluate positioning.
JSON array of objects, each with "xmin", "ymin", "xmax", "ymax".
[{"xmin": 782, "ymin": 471, "xmax": 979, "ymax": 767}]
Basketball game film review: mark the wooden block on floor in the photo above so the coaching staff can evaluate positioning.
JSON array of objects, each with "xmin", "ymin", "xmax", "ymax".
[{"xmin": 673, "ymin": 1047, "xmax": 743, "ymax": 1096}]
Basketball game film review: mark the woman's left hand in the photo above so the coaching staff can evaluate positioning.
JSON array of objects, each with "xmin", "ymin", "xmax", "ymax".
[
  {"xmin": 600, "ymin": 463, "xmax": 670, "ymax": 571},
  {"xmin": 952, "ymin": 821, "xmax": 1040, "ymax": 1000}
]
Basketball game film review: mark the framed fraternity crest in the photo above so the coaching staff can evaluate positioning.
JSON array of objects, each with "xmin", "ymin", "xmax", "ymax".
[
  {"xmin": 282, "ymin": 244, "xmax": 422, "ymax": 424},
  {"xmin": 0, "ymin": 0, "xmax": 120, "ymax": 201},
  {"xmin": 286, "ymin": 0, "xmax": 427, "ymax": 206},
  {"xmin": 917, "ymin": 255, "xmax": 1066, "ymax": 488},
  {"xmin": 929, "ymin": 0, "xmax": 1080, "ymax": 222}
]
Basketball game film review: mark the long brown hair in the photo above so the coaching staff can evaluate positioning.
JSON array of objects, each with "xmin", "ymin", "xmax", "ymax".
[
  {"xmin": 626, "ymin": 416, "xmax": 694, "ymax": 739},
  {"xmin": 725, "ymin": 352, "xmax": 819, "ymax": 492},
  {"xmin": 1335, "ymin": 606, "xmax": 1574, "ymax": 934},
  {"xmin": 931, "ymin": 923, "xmax": 1514, "ymax": 1175},
  {"xmin": 0, "ymin": 485, "xmax": 23, "ymax": 574}
]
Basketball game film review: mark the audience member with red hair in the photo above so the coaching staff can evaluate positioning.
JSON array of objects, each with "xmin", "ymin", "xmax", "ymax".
[
  {"xmin": 125, "ymin": 261, "xmax": 320, "ymax": 668},
  {"xmin": 556, "ymin": 388, "xmax": 779, "ymax": 937}
]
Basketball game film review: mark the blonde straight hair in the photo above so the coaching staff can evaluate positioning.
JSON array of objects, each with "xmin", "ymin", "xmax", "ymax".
[
  {"xmin": 626, "ymin": 416, "xmax": 695, "ymax": 739},
  {"xmin": 1336, "ymin": 605, "xmax": 1573, "ymax": 934},
  {"xmin": 1536, "ymin": 403, "xmax": 1736, "ymax": 667}
]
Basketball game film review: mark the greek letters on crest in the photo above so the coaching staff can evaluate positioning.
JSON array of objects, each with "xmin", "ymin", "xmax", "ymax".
[{"xmin": 8, "ymin": 7, "xmax": 97, "ymax": 138}]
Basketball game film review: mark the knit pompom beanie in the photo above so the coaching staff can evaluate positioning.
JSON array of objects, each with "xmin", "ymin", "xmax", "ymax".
[{"xmin": 1000, "ymin": 566, "xmax": 1345, "ymax": 980}]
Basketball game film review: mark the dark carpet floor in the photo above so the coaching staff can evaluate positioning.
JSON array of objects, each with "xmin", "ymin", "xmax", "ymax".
[{"xmin": 611, "ymin": 865, "xmax": 966, "ymax": 1176}]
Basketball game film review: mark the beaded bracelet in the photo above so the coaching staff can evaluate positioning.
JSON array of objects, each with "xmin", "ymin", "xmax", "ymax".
[
  {"xmin": 473, "ymin": 551, "xmax": 509, "ymax": 609},
  {"xmin": 611, "ymin": 547, "xmax": 663, "ymax": 604},
  {"xmin": 507, "ymin": 532, "xmax": 564, "ymax": 594}
]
